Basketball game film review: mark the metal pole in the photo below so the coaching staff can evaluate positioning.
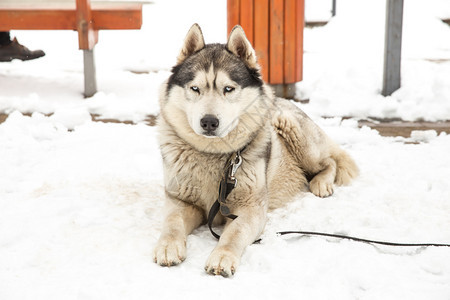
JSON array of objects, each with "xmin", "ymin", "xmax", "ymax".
[
  {"xmin": 331, "ymin": 0, "xmax": 336, "ymax": 17},
  {"xmin": 83, "ymin": 48, "xmax": 97, "ymax": 98},
  {"xmin": 382, "ymin": 0, "xmax": 403, "ymax": 96}
]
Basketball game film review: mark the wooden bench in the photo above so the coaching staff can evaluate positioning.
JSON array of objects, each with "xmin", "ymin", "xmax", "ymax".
[{"xmin": 0, "ymin": 0, "xmax": 145, "ymax": 97}]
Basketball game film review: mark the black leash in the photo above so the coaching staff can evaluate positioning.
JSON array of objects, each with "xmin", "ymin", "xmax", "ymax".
[
  {"xmin": 207, "ymin": 150, "xmax": 241, "ymax": 239},
  {"xmin": 207, "ymin": 151, "xmax": 450, "ymax": 248},
  {"xmin": 275, "ymin": 231, "xmax": 450, "ymax": 247}
]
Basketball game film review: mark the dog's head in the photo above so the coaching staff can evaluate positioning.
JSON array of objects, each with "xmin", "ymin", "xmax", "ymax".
[{"xmin": 160, "ymin": 24, "xmax": 272, "ymax": 152}]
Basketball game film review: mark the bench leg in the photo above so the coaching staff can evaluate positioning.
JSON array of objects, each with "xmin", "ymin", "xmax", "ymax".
[{"xmin": 83, "ymin": 49, "xmax": 97, "ymax": 98}]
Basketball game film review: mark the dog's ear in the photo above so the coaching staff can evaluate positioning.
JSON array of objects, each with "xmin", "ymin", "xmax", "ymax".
[
  {"xmin": 227, "ymin": 25, "xmax": 258, "ymax": 69},
  {"xmin": 177, "ymin": 23, "xmax": 205, "ymax": 64}
]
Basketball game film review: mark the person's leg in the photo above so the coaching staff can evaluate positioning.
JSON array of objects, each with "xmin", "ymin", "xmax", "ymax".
[{"xmin": 0, "ymin": 32, "xmax": 12, "ymax": 46}]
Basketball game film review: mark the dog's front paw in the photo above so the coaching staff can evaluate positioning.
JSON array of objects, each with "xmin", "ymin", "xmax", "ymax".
[
  {"xmin": 310, "ymin": 177, "xmax": 334, "ymax": 197},
  {"xmin": 205, "ymin": 247, "xmax": 239, "ymax": 277},
  {"xmin": 153, "ymin": 237, "xmax": 186, "ymax": 267}
]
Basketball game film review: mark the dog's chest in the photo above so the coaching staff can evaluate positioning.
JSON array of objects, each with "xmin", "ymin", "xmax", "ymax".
[{"xmin": 162, "ymin": 144, "xmax": 227, "ymax": 207}]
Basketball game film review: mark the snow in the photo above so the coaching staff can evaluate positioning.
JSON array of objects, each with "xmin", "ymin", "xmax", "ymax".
[
  {"xmin": 298, "ymin": 0, "xmax": 450, "ymax": 121},
  {"xmin": 1, "ymin": 0, "xmax": 450, "ymax": 299}
]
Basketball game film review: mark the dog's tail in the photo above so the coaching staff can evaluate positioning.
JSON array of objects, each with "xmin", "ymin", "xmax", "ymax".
[{"xmin": 331, "ymin": 147, "xmax": 359, "ymax": 185}]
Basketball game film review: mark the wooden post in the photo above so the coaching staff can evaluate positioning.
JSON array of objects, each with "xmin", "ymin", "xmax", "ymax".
[
  {"xmin": 76, "ymin": 0, "xmax": 98, "ymax": 50},
  {"xmin": 382, "ymin": 0, "xmax": 403, "ymax": 96}
]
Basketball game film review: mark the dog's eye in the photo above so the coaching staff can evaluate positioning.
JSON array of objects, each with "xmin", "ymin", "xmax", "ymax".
[
  {"xmin": 190, "ymin": 86, "xmax": 200, "ymax": 93},
  {"xmin": 224, "ymin": 86, "xmax": 235, "ymax": 94}
]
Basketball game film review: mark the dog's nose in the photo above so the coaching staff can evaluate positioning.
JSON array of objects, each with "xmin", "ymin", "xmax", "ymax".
[{"xmin": 200, "ymin": 115, "xmax": 219, "ymax": 132}]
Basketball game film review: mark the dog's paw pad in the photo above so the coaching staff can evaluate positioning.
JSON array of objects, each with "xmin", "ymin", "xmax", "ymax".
[{"xmin": 153, "ymin": 239, "xmax": 186, "ymax": 267}]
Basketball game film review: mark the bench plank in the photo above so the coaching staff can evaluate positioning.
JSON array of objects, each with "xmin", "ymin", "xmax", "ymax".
[
  {"xmin": 269, "ymin": 0, "xmax": 284, "ymax": 84},
  {"xmin": 0, "ymin": 10, "xmax": 77, "ymax": 30},
  {"xmin": 90, "ymin": 8, "xmax": 142, "ymax": 30},
  {"xmin": 0, "ymin": 6, "xmax": 142, "ymax": 31},
  {"xmin": 295, "ymin": 0, "xmax": 304, "ymax": 82},
  {"xmin": 284, "ymin": 0, "xmax": 296, "ymax": 83},
  {"xmin": 253, "ymin": 0, "xmax": 269, "ymax": 81}
]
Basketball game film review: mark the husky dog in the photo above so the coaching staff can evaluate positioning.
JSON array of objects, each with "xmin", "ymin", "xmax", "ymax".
[{"xmin": 154, "ymin": 24, "xmax": 358, "ymax": 277}]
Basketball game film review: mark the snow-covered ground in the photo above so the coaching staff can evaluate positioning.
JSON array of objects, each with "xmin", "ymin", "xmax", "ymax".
[
  {"xmin": 1, "ymin": 0, "xmax": 450, "ymax": 299},
  {"xmin": 300, "ymin": 0, "xmax": 450, "ymax": 121}
]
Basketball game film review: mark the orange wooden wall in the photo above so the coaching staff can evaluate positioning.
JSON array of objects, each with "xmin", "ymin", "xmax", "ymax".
[{"xmin": 227, "ymin": 0, "xmax": 304, "ymax": 84}]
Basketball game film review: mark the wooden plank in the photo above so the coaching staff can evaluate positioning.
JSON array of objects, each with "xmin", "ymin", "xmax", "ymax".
[
  {"xmin": 382, "ymin": 0, "xmax": 403, "ymax": 96},
  {"xmin": 0, "ymin": 10, "xmax": 77, "ymax": 30},
  {"xmin": 295, "ymin": 0, "xmax": 304, "ymax": 82},
  {"xmin": 284, "ymin": 0, "xmax": 296, "ymax": 83},
  {"xmin": 0, "ymin": 6, "xmax": 142, "ymax": 31},
  {"xmin": 239, "ymin": 0, "xmax": 253, "ymax": 44},
  {"xmin": 0, "ymin": 1, "xmax": 145, "ymax": 10},
  {"xmin": 227, "ymin": 0, "xmax": 240, "ymax": 34},
  {"xmin": 91, "ymin": 2, "xmax": 145, "ymax": 10},
  {"xmin": 254, "ymin": 0, "xmax": 269, "ymax": 81},
  {"xmin": 269, "ymin": 0, "xmax": 284, "ymax": 84},
  {"xmin": 91, "ymin": 9, "xmax": 142, "ymax": 29},
  {"xmin": 358, "ymin": 120, "xmax": 450, "ymax": 138}
]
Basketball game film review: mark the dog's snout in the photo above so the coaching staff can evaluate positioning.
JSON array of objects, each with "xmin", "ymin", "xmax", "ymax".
[{"xmin": 200, "ymin": 115, "xmax": 219, "ymax": 132}]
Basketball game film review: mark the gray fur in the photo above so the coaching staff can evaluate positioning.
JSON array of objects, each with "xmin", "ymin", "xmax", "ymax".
[{"xmin": 168, "ymin": 44, "xmax": 263, "ymax": 92}]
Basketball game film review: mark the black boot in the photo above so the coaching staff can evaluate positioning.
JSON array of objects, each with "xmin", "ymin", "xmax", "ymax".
[{"xmin": 0, "ymin": 37, "xmax": 45, "ymax": 62}]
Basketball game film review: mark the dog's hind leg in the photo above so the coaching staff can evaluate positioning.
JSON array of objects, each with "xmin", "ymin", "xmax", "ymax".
[
  {"xmin": 309, "ymin": 157, "xmax": 337, "ymax": 197},
  {"xmin": 309, "ymin": 149, "xmax": 358, "ymax": 197},
  {"xmin": 272, "ymin": 99, "xmax": 358, "ymax": 197},
  {"xmin": 153, "ymin": 198, "xmax": 204, "ymax": 266}
]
